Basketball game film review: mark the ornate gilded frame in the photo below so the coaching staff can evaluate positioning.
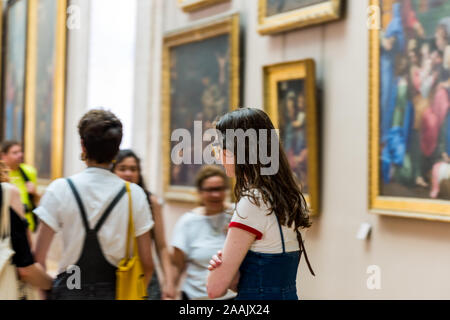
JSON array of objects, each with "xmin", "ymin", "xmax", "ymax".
[
  {"xmin": 258, "ymin": 0, "xmax": 343, "ymax": 35},
  {"xmin": 24, "ymin": 0, "xmax": 67, "ymax": 184},
  {"xmin": 0, "ymin": 1, "xmax": 5, "ymax": 139},
  {"xmin": 2, "ymin": 0, "xmax": 28, "ymax": 144},
  {"xmin": 263, "ymin": 59, "xmax": 320, "ymax": 215},
  {"xmin": 369, "ymin": 0, "xmax": 450, "ymax": 222},
  {"xmin": 178, "ymin": 0, "xmax": 230, "ymax": 12},
  {"xmin": 162, "ymin": 14, "xmax": 240, "ymax": 203}
]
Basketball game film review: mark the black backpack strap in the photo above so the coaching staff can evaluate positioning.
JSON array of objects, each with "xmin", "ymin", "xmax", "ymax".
[
  {"xmin": 18, "ymin": 166, "xmax": 30, "ymax": 182},
  {"xmin": 94, "ymin": 185, "xmax": 127, "ymax": 233},
  {"xmin": 18, "ymin": 166, "xmax": 36, "ymax": 211},
  {"xmin": 66, "ymin": 178, "xmax": 90, "ymax": 232}
]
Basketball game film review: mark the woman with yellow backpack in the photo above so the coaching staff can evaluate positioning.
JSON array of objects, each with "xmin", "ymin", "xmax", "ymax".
[{"xmin": 34, "ymin": 109, "xmax": 154, "ymax": 300}]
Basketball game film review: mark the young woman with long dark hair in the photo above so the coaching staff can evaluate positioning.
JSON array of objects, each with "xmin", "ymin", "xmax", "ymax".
[{"xmin": 207, "ymin": 107, "xmax": 315, "ymax": 300}]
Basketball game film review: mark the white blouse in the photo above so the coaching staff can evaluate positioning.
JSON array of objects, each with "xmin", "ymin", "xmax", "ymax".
[{"xmin": 230, "ymin": 190, "xmax": 300, "ymax": 254}]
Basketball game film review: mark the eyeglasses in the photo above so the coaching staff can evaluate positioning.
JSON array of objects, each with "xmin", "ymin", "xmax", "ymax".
[{"xmin": 200, "ymin": 186, "xmax": 227, "ymax": 193}]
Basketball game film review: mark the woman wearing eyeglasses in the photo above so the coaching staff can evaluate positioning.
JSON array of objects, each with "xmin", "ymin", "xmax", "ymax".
[{"xmin": 170, "ymin": 165, "xmax": 236, "ymax": 300}]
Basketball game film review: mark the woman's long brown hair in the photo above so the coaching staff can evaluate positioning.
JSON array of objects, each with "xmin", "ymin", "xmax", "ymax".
[{"xmin": 215, "ymin": 108, "xmax": 312, "ymax": 234}]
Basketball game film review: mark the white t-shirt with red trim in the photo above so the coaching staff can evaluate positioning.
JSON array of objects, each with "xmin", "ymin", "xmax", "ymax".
[{"xmin": 229, "ymin": 190, "xmax": 300, "ymax": 254}]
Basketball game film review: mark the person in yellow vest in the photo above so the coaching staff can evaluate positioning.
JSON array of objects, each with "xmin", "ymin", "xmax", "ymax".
[{"xmin": 0, "ymin": 140, "xmax": 40, "ymax": 232}]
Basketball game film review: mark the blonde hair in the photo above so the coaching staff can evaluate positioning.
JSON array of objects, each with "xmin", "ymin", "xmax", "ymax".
[{"xmin": 0, "ymin": 161, "xmax": 10, "ymax": 183}]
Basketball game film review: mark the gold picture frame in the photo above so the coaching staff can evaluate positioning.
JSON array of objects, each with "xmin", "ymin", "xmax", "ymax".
[
  {"xmin": 369, "ymin": 0, "xmax": 450, "ymax": 222},
  {"xmin": 2, "ymin": 0, "xmax": 28, "ymax": 144},
  {"xmin": 263, "ymin": 59, "xmax": 320, "ymax": 215},
  {"xmin": 162, "ymin": 14, "xmax": 240, "ymax": 203},
  {"xmin": 178, "ymin": 0, "xmax": 230, "ymax": 12},
  {"xmin": 258, "ymin": 0, "xmax": 343, "ymax": 35},
  {"xmin": 24, "ymin": 0, "xmax": 67, "ymax": 184}
]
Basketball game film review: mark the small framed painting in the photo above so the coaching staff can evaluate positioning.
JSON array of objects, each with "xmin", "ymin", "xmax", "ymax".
[
  {"xmin": 258, "ymin": 0, "xmax": 343, "ymax": 35},
  {"xmin": 263, "ymin": 59, "xmax": 320, "ymax": 215},
  {"xmin": 178, "ymin": 0, "xmax": 230, "ymax": 12}
]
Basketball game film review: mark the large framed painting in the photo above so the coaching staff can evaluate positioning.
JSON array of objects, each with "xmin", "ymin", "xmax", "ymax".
[
  {"xmin": 178, "ymin": 0, "xmax": 230, "ymax": 12},
  {"xmin": 2, "ymin": 0, "xmax": 27, "ymax": 143},
  {"xmin": 369, "ymin": 0, "xmax": 450, "ymax": 221},
  {"xmin": 162, "ymin": 14, "xmax": 240, "ymax": 202},
  {"xmin": 258, "ymin": 0, "xmax": 343, "ymax": 35},
  {"xmin": 24, "ymin": 0, "xmax": 67, "ymax": 184},
  {"xmin": 263, "ymin": 60, "xmax": 320, "ymax": 215}
]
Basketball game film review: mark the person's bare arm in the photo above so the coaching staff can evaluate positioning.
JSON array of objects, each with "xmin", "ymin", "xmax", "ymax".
[
  {"xmin": 137, "ymin": 231, "xmax": 154, "ymax": 287},
  {"xmin": 10, "ymin": 187, "xmax": 53, "ymax": 290},
  {"xmin": 10, "ymin": 186, "xmax": 25, "ymax": 217},
  {"xmin": 171, "ymin": 247, "xmax": 186, "ymax": 290},
  {"xmin": 34, "ymin": 222, "xmax": 56, "ymax": 269},
  {"xmin": 17, "ymin": 264, "xmax": 53, "ymax": 290},
  {"xmin": 208, "ymin": 250, "xmax": 240, "ymax": 292},
  {"xmin": 207, "ymin": 228, "xmax": 255, "ymax": 299},
  {"xmin": 150, "ymin": 196, "xmax": 175, "ymax": 299}
]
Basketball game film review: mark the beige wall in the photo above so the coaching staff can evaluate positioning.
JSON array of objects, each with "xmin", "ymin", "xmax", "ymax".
[{"xmin": 62, "ymin": 0, "xmax": 450, "ymax": 299}]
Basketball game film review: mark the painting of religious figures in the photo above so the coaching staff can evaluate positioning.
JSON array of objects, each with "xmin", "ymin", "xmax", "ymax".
[
  {"xmin": 264, "ymin": 60, "xmax": 320, "ymax": 215},
  {"xmin": 24, "ymin": 0, "xmax": 67, "ymax": 183},
  {"xmin": 178, "ymin": 0, "xmax": 230, "ymax": 12},
  {"xmin": 258, "ymin": 0, "xmax": 343, "ymax": 35},
  {"xmin": 2, "ymin": 0, "xmax": 28, "ymax": 143},
  {"xmin": 162, "ymin": 14, "xmax": 240, "ymax": 202},
  {"xmin": 369, "ymin": 0, "xmax": 450, "ymax": 221}
]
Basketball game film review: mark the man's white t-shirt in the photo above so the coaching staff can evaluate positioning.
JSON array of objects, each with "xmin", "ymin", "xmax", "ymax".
[
  {"xmin": 230, "ymin": 190, "xmax": 300, "ymax": 254},
  {"xmin": 34, "ymin": 167, "xmax": 154, "ymax": 273}
]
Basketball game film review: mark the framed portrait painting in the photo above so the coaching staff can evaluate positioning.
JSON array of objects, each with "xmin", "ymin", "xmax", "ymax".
[
  {"xmin": 2, "ymin": 0, "xmax": 28, "ymax": 144},
  {"xmin": 263, "ymin": 60, "xmax": 320, "ymax": 215},
  {"xmin": 178, "ymin": 0, "xmax": 230, "ymax": 12},
  {"xmin": 162, "ymin": 14, "xmax": 240, "ymax": 202},
  {"xmin": 24, "ymin": 0, "xmax": 67, "ymax": 183},
  {"xmin": 369, "ymin": 0, "xmax": 450, "ymax": 221},
  {"xmin": 258, "ymin": 0, "xmax": 343, "ymax": 35}
]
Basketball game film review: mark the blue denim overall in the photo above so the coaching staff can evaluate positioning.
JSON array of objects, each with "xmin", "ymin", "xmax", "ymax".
[{"xmin": 235, "ymin": 217, "xmax": 315, "ymax": 300}]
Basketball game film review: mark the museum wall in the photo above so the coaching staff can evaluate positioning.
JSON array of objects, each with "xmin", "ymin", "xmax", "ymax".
[{"xmin": 60, "ymin": 0, "xmax": 450, "ymax": 299}]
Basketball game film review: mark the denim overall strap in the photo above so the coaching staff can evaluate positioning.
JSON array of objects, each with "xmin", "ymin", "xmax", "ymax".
[
  {"xmin": 297, "ymin": 230, "xmax": 315, "ymax": 276},
  {"xmin": 274, "ymin": 215, "xmax": 286, "ymax": 254},
  {"xmin": 94, "ymin": 186, "xmax": 127, "ymax": 232},
  {"xmin": 50, "ymin": 179, "xmax": 126, "ymax": 300},
  {"xmin": 66, "ymin": 178, "xmax": 90, "ymax": 232}
]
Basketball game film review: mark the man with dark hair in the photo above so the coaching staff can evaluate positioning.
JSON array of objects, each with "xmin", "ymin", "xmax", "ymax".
[{"xmin": 0, "ymin": 140, "xmax": 40, "ymax": 232}]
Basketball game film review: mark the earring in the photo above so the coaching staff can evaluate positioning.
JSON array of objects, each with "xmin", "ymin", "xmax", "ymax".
[{"xmin": 80, "ymin": 152, "xmax": 86, "ymax": 161}]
